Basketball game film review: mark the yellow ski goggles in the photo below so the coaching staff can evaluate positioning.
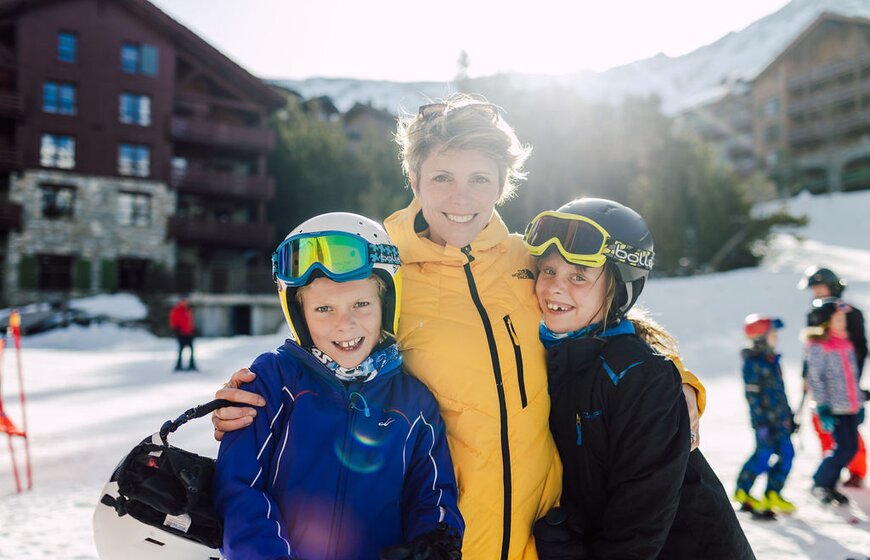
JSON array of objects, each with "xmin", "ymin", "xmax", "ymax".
[
  {"xmin": 272, "ymin": 231, "xmax": 400, "ymax": 287},
  {"xmin": 523, "ymin": 211, "xmax": 654, "ymax": 270}
]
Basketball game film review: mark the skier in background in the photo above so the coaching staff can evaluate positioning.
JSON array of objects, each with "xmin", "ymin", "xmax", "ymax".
[
  {"xmin": 734, "ymin": 314, "xmax": 795, "ymax": 516},
  {"xmin": 169, "ymin": 294, "xmax": 197, "ymax": 371},
  {"xmin": 798, "ymin": 266, "xmax": 866, "ymax": 487},
  {"xmin": 804, "ymin": 297, "xmax": 865, "ymax": 505}
]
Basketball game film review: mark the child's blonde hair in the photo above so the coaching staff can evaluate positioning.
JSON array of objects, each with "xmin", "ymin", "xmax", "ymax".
[{"xmin": 395, "ymin": 93, "xmax": 530, "ymax": 203}]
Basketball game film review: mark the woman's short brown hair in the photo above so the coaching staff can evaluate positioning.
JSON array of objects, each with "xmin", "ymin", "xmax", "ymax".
[{"xmin": 396, "ymin": 93, "xmax": 531, "ymax": 203}]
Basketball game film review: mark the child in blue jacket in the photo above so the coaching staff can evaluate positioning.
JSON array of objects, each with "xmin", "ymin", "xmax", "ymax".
[
  {"xmin": 213, "ymin": 212, "xmax": 463, "ymax": 560},
  {"xmin": 734, "ymin": 315, "xmax": 796, "ymax": 515}
]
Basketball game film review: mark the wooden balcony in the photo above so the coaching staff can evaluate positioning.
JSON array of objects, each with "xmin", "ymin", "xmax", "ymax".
[
  {"xmin": 0, "ymin": 91, "xmax": 20, "ymax": 118},
  {"xmin": 168, "ymin": 217, "xmax": 275, "ymax": 249},
  {"xmin": 170, "ymin": 167, "xmax": 275, "ymax": 200},
  {"xmin": 0, "ymin": 145, "xmax": 19, "ymax": 170},
  {"xmin": 0, "ymin": 201, "xmax": 21, "ymax": 232},
  {"xmin": 169, "ymin": 116, "xmax": 274, "ymax": 153}
]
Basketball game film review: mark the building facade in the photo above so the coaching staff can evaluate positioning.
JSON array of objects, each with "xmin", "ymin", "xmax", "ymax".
[
  {"xmin": 0, "ymin": 0, "xmax": 286, "ymax": 334},
  {"xmin": 753, "ymin": 12, "xmax": 870, "ymax": 193}
]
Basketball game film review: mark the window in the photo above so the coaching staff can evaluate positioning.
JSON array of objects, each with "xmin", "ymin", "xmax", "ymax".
[
  {"xmin": 57, "ymin": 32, "xmax": 77, "ymax": 63},
  {"xmin": 118, "ymin": 191, "xmax": 152, "ymax": 226},
  {"xmin": 43, "ymin": 82, "xmax": 77, "ymax": 115},
  {"xmin": 764, "ymin": 124, "xmax": 781, "ymax": 144},
  {"xmin": 765, "ymin": 98, "xmax": 780, "ymax": 118},
  {"xmin": 121, "ymin": 43, "xmax": 159, "ymax": 76},
  {"xmin": 118, "ymin": 143, "xmax": 150, "ymax": 177},
  {"xmin": 40, "ymin": 184, "xmax": 76, "ymax": 219},
  {"xmin": 119, "ymin": 93, "xmax": 151, "ymax": 126},
  {"xmin": 37, "ymin": 254, "xmax": 74, "ymax": 291},
  {"xmin": 40, "ymin": 134, "xmax": 75, "ymax": 169}
]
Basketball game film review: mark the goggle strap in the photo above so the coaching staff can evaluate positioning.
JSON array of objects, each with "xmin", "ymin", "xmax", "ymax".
[
  {"xmin": 369, "ymin": 243, "xmax": 401, "ymax": 265},
  {"xmin": 602, "ymin": 240, "xmax": 654, "ymax": 271}
]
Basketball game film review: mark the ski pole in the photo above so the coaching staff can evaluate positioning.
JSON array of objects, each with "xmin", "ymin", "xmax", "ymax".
[{"xmin": 10, "ymin": 311, "xmax": 32, "ymax": 490}]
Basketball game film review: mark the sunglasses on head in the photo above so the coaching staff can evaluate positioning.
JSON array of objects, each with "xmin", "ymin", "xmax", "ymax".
[
  {"xmin": 417, "ymin": 102, "xmax": 501, "ymax": 122},
  {"xmin": 272, "ymin": 231, "xmax": 400, "ymax": 287},
  {"xmin": 523, "ymin": 211, "xmax": 654, "ymax": 271}
]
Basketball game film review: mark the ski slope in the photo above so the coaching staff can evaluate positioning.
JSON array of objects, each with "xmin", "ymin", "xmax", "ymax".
[{"xmin": 1, "ymin": 190, "xmax": 869, "ymax": 559}]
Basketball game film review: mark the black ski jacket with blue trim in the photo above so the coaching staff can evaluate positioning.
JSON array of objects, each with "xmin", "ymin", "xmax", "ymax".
[
  {"xmin": 213, "ymin": 341, "xmax": 463, "ymax": 560},
  {"xmin": 545, "ymin": 324, "xmax": 754, "ymax": 559}
]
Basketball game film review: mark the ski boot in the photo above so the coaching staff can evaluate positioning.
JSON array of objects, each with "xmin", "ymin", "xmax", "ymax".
[
  {"xmin": 812, "ymin": 485, "xmax": 850, "ymax": 505},
  {"xmin": 765, "ymin": 490, "xmax": 796, "ymax": 514},
  {"xmin": 843, "ymin": 474, "xmax": 864, "ymax": 488},
  {"xmin": 734, "ymin": 489, "xmax": 765, "ymax": 512}
]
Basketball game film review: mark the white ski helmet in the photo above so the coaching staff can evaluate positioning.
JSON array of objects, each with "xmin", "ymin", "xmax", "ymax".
[
  {"xmin": 93, "ymin": 479, "xmax": 220, "ymax": 560},
  {"xmin": 272, "ymin": 212, "xmax": 402, "ymax": 348}
]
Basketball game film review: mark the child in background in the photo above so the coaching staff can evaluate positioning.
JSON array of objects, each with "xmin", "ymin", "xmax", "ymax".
[
  {"xmin": 213, "ymin": 213, "xmax": 463, "ymax": 560},
  {"xmin": 804, "ymin": 297, "xmax": 865, "ymax": 505},
  {"xmin": 526, "ymin": 198, "xmax": 753, "ymax": 560},
  {"xmin": 734, "ymin": 315, "xmax": 795, "ymax": 515}
]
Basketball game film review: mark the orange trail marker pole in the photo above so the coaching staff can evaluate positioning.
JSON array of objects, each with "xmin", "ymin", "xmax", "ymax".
[
  {"xmin": 0, "ymin": 330, "xmax": 21, "ymax": 493},
  {"xmin": 9, "ymin": 311, "xmax": 31, "ymax": 490}
]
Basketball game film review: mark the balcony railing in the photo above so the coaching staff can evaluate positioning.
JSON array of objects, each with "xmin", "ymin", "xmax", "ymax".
[
  {"xmin": 0, "ymin": 201, "xmax": 21, "ymax": 232},
  {"xmin": 0, "ymin": 91, "xmax": 20, "ymax": 118},
  {"xmin": 170, "ymin": 167, "xmax": 275, "ymax": 200},
  {"xmin": 175, "ymin": 267, "xmax": 275, "ymax": 294},
  {"xmin": 168, "ymin": 217, "xmax": 275, "ymax": 249},
  {"xmin": 169, "ymin": 116, "xmax": 274, "ymax": 152},
  {"xmin": 789, "ymin": 109, "xmax": 870, "ymax": 144},
  {"xmin": 0, "ymin": 145, "xmax": 19, "ymax": 170}
]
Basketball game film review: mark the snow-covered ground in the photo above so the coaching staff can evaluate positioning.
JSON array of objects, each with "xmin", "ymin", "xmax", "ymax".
[{"xmin": 1, "ymin": 191, "xmax": 870, "ymax": 559}]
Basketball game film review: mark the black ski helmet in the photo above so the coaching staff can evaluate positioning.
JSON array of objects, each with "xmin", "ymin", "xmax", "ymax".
[
  {"xmin": 553, "ymin": 197, "xmax": 654, "ymax": 317},
  {"xmin": 797, "ymin": 266, "xmax": 846, "ymax": 297}
]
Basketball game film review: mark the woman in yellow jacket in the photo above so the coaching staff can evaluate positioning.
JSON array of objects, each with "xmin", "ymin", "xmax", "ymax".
[{"xmin": 213, "ymin": 94, "xmax": 705, "ymax": 559}]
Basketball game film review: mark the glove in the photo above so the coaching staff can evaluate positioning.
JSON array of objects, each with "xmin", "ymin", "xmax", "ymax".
[
  {"xmin": 533, "ymin": 507, "xmax": 587, "ymax": 560},
  {"xmin": 817, "ymin": 405, "xmax": 836, "ymax": 432},
  {"xmin": 379, "ymin": 523, "xmax": 462, "ymax": 560}
]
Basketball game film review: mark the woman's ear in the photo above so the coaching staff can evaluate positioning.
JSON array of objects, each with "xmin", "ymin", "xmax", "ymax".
[{"xmin": 409, "ymin": 173, "xmax": 419, "ymax": 197}]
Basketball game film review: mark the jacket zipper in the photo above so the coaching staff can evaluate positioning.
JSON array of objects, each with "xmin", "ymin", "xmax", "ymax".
[
  {"xmin": 461, "ymin": 245, "xmax": 512, "ymax": 560},
  {"xmin": 576, "ymin": 412, "xmax": 582, "ymax": 446},
  {"xmin": 503, "ymin": 315, "xmax": 528, "ymax": 409},
  {"xmin": 328, "ymin": 391, "xmax": 358, "ymax": 559}
]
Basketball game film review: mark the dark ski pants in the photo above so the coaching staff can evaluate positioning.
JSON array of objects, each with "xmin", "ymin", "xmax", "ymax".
[
  {"xmin": 813, "ymin": 414, "xmax": 860, "ymax": 489},
  {"xmin": 737, "ymin": 430, "xmax": 794, "ymax": 494},
  {"xmin": 175, "ymin": 334, "xmax": 196, "ymax": 370}
]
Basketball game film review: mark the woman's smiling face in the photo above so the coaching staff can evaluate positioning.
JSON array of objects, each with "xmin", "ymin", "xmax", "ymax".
[{"xmin": 411, "ymin": 148, "xmax": 502, "ymax": 248}]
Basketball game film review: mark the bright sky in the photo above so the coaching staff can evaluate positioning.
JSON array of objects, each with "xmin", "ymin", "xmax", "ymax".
[{"xmin": 149, "ymin": 0, "xmax": 792, "ymax": 82}]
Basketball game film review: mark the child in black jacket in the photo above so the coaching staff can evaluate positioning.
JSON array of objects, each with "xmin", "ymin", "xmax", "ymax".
[{"xmin": 525, "ymin": 198, "xmax": 754, "ymax": 560}]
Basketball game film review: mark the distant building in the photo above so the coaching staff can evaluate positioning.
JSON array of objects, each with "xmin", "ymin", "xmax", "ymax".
[
  {"xmin": 0, "ymin": 0, "xmax": 286, "ymax": 335},
  {"xmin": 343, "ymin": 101, "xmax": 395, "ymax": 151},
  {"xmin": 677, "ymin": 80, "xmax": 755, "ymax": 176},
  {"xmin": 752, "ymin": 12, "xmax": 870, "ymax": 193}
]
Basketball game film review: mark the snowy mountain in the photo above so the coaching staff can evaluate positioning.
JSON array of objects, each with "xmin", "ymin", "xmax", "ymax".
[
  {"xmin": 274, "ymin": 0, "xmax": 870, "ymax": 115},
  {"xmin": 1, "ymin": 190, "xmax": 870, "ymax": 558}
]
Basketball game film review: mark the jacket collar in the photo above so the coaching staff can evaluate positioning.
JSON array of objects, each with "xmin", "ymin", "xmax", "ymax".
[
  {"xmin": 384, "ymin": 198, "xmax": 511, "ymax": 265},
  {"xmin": 278, "ymin": 340, "xmax": 402, "ymax": 389}
]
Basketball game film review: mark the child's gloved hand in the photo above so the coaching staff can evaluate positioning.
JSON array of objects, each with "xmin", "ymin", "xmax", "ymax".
[
  {"xmin": 533, "ymin": 507, "xmax": 587, "ymax": 560},
  {"xmin": 817, "ymin": 405, "xmax": 836, "ymax": 432},
  {"xmin": 379, "ymin": 523, "xmax": 461, "ymax": 560}
]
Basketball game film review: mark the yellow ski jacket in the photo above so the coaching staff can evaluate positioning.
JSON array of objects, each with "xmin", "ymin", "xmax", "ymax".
[{"xmin": 384, "ymin": 199, "xmax": 706, "ymax": 559}]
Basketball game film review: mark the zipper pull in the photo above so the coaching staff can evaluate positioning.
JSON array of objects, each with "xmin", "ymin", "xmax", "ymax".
[
  {"xmin": 576, "ymin": 413, "xmax": 582, "ymax": 446},
  {"xmin": 460, "ymin": 245, "xmax": 475, "ymax": 263}
]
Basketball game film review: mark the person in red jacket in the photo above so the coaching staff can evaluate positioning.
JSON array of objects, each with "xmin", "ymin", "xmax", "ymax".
[{"xmin": 169, "ymin": 295, "xmax": 197, "ymax": 371}]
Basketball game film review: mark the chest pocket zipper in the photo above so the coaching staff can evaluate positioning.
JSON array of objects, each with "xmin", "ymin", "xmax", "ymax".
[{"xmin": 503, "ymin": 315, "xmax": 528, "ymax": 409}]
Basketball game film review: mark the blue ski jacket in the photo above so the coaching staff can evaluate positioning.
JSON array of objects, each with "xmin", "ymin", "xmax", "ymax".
[
  {"xmin": 741, "ymin": 345, "xmax": 793, "ymax": 433},
  {"xmin": 213, "ymin": 341, "xmax": 463, "ymax": 560}
]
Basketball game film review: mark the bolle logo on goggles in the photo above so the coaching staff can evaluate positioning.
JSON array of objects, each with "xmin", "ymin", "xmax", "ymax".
[{"xmin": 606, "ymin": 241, "xmax": 654, "ymax": 270}]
